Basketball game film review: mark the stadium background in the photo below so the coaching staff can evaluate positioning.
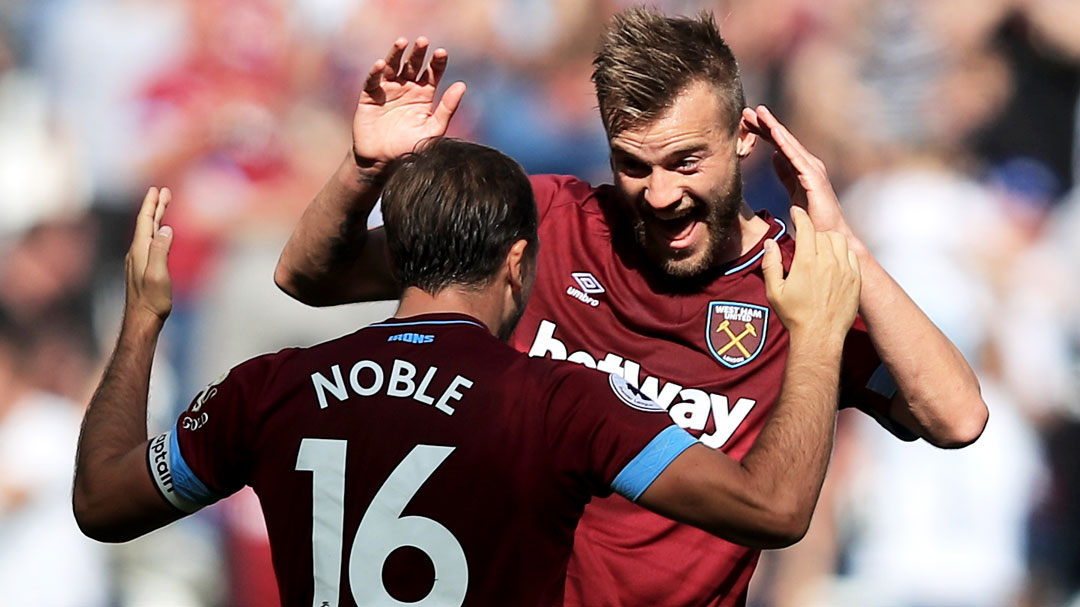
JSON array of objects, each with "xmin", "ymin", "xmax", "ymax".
[{"xmin": 0, "ymin": 0, "xmax": 1078, "ymax": 605}]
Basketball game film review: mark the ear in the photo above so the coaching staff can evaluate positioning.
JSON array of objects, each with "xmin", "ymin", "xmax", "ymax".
[
  {"xmin": 735, "ymin": 111, "xmax": 758, "ymax": 159},
  {"xmin": 505, "ymin": 239, "xmax": 530, "ymax": 291}
]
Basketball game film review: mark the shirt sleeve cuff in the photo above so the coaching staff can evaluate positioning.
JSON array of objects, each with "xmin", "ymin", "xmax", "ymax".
[
  {"xmin": 611, "ymin": 425, "xmax": 698, "ymax": 502},
  {"xmin": 147, "ymin": 428, "xmax": 225, "ymax": 513}
]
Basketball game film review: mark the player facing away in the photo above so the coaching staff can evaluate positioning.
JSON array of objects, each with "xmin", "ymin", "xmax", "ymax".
[
  {"xmin": 272, "ymin": 8, "xmax": 990, "ymax": 607},
  {"xmin": 74, "ymin": 138, "xmax": 864, "ymax": 607}
]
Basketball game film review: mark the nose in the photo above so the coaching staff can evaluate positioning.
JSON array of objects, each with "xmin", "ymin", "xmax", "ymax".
[{"xmin": 643, "ymin": 169, "xmax": 682, "ymax": 212}]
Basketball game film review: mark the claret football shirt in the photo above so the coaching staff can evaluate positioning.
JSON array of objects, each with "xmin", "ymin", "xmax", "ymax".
[
  {"xmin": 512, "ymin": 175, "xmax": 913, "ymax": 607},
  {"xmin": 148, "ymin": 313, "xmax": 695, "ymax": 607}
]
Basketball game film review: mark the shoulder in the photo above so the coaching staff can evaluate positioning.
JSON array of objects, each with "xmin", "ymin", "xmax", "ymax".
[
  {"xmin": 522, "ymin": 356, "xmax": 638, "ymax": 408},
  {"xmin": 192, "ymin": 341, "xmax": 334, "ymax": 414},
  {"xmin": 225, "ymin": 346, "xmax": 304, "ymax": 386},
  {"xmin": 529, "ymin": 174, "xmax": 611, "ymax": 222}
]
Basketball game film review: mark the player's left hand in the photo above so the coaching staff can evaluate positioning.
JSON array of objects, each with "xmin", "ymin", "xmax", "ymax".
[
  {"xmin": 125, "ymin": 186, "xmax": 174, "ymax": 323},
  {"xmin": 741, "ymin": 105, "xmax": 853, "ymax": 239},
  {"xmin": 352, "ymin": 37, "xmax": 466, "ymax": 168}
]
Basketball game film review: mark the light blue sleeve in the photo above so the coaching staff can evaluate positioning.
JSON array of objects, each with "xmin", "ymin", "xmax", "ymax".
[
  {"xmin": 147, "ymin": 427, "xmax": 226, "ymax": 513},
  {"xmin": 610, "ymin": 425, "xmax": 698, "ymax": 502}
]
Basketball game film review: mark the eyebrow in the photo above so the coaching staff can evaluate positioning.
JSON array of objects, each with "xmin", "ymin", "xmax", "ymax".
[{"xmin": 610, "ymin": 143, "xmax": 709, "ymax": 165}]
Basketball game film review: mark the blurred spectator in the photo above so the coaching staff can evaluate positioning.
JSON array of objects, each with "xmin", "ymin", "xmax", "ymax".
[
  {"xmin": 33, "ymin": 0, "xmax": 185, "ymax": 210},
  {"xmin": 751, "ymin": 1, "xmax": 1067, "ymax": 606},
  {"xmin": 0, "ymin": 308, "xmax": 109, "ymax": 605},
  {"xmin": 974, "ymin": 0, "xmax": 1080, "ymax": 198},
  {"xmin": 0, "ymin": 26, "xmax": 86, "ymax": 240},
  {"xmin": 1002, "ymin": 186, "xmax": 1080, "ymax": 606}
]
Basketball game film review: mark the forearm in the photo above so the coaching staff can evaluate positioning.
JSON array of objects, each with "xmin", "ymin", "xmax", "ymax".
[
  {"xmin": 852, "ymin": 239, "xmax": 987, "ymax": 447},
  {"xmin": 732, "ymin": 333, "xmax": 843, "ymax": 544},
  {"xmin": 78, "ymin": 313, "xmax": 161, "ymax": 464},
  {"xmin": 73, "ymin": 312, "xmax": 172, "ymax": 540},
  {"xmin": 275, "ymin": 151, "xmax": 398, "ymax": 305}
]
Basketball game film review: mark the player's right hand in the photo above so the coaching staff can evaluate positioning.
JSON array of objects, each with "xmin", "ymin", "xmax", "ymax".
[
  {"xmin": 352, "ymin": 37, "xmax": 467, "ymax": 169},
  {"xmin": 761, "ymin": 207, "xmax": 860, "ymax": 345},
  {"xmin": 124, "ymin": 187, "xmax": 173, "ymax": 324}
]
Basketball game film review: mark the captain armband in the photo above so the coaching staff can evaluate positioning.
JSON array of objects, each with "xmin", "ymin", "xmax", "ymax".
[{"xmin": 147, "ymin": 430, "xmax": 225, "ymax": 513}]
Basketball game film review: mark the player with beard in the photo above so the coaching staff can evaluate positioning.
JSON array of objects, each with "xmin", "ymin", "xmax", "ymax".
[
  {"xmin": 274, "ymin": 8, "xmax": 988, "ymax": 607},
  {"xmin": 74, "ymin": 138, "xmax": 866, "ymax": 607}
]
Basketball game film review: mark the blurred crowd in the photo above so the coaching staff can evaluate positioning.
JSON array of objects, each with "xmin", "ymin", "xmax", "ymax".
[{"xmin": 0, "ymin": 0, "xmax": 1077, "ymax": 605}]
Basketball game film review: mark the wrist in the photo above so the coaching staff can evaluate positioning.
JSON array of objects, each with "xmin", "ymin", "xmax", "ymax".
[
  {"xmin": 348, "ymin": 150, "xmax": 391, "ymax": 187},
  {"xmin": 121, "ymin": 306, "xmax": 167, "ymax": 337},
  {"xmin": 787, "ymin": 329, "xmax": 846, "ymax": 359},
  {"xmin": 844, "ymin": 231, "xmax": 871, "ymax": 263}
]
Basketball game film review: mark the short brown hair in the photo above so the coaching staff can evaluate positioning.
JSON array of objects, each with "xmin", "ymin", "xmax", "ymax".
[
  {"xmin": 593, "ymin": 7, "xmax": 745, "ymax": 136},
  {"xmin": 381, "ymin": 137, "xmax": 538, "ymax": 294}
]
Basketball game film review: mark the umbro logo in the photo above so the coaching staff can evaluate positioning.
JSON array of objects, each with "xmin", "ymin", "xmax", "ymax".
[
  {"xmin": 566, "ymin": 272, "xmax": 604, "ymax": 307},
  {"xmin": 571, "ymin": 272, "xmax": 605, "ymax": 294}
]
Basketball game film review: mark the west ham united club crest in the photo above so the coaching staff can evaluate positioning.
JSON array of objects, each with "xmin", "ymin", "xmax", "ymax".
[{"xmin": 707, "ymin": 301, "xmax": 768, "ymax": 368}]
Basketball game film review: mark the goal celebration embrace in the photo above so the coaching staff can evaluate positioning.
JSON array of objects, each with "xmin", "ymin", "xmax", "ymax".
[{"xmin": 74, "ymin": 6, "xmax": 987, "ymax": 607}]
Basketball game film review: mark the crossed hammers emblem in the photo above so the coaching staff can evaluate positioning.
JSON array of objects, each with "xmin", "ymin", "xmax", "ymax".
[{"xmin": 715, "ymin": 318, "xmax": 756, "ymax": 358}]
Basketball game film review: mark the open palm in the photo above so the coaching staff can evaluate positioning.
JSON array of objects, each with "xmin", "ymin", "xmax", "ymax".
[{"xmin": 353, "ymin": 37, "xmax": 467, "ymax": 165}]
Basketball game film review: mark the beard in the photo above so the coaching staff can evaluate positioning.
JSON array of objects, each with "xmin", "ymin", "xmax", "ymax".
[{"xmin": 632, "ymin": 164, "xmax": 744, "ymax": 278}]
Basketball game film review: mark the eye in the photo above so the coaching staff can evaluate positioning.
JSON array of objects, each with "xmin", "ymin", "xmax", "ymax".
[
  {"xmin": 673, "ymin": 157, "xmax": 701, "ymax": 173},
  {"xmin": 615, "ymin": 157, "xmax": 650, "ymax": 179}
]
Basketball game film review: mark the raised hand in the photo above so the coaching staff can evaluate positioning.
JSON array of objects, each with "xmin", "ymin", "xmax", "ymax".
[
  {"xmin": 125, "ymin": 187, "xmax": 173, "ymax": 322},
  {"xmin": 761, "ymin": 207, "xmax": 860, "ymax": 343},
  {"xmin": 741, "ymin": 105, "xmax": 851, "ymax": 238},
  {"xmin": 352, "ymin": 37, "xmax": 467, "ymax": 168}
]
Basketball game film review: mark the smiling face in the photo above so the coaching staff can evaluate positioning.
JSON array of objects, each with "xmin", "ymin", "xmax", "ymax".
[{"xmin": 609, "ymin": 81, "xmax": 751, "ymax": 278}]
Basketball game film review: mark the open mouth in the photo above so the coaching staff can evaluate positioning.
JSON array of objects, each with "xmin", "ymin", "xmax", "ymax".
[{"xmin": 645, "ymin": 207, "xmax": 705, "ymax": 250}]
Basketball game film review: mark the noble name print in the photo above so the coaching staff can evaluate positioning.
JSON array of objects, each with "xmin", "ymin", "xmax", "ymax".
[{"xmin": 706, "ymin": 302, "xmax": 769, "ymax": 368}]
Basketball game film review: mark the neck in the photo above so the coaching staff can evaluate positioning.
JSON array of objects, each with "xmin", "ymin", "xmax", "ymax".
[
  {"xmin": 395, "ymin": 286, "xmax": 503, "ymax": 338},
  {"xmin": 734, "ymin": 203, "xmax": 771, "ymax": 258}
]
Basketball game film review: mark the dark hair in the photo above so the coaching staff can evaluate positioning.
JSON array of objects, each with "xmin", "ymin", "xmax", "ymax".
[
  {"xmin": 593, "ymin": 7, "xmax": 745, "ymax": 136},
  {"xmin": 381, "ymin": 137, "xmax": 538, "ymax": 293}
]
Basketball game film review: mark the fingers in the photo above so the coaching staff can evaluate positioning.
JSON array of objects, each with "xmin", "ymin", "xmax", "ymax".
[
  {"xmin": 129, "ymin": 186, "xmax": 160, "ymax": 272},
  {"xmin": 362, "ymin": 37, "xmax": 447, "ymax": 105},
  {"xmin": 146, "ymin": 225, "xmax": 173, "ymax": 285},
  {"xmin": 418, "ymin": 47, "xmax": 449, "ymax": 86},
  {"xmin": 761, "ymin": 238, "xmax": 783, "ymax": 299},
  {"xmin": 153, "ymin": 187, "xmax": 171, "ymax": 233},
  {"xmin": 382, "ymin": 38, "xmax": 408, "ymax": 79},
  {"xmin": 363, "ymin": 59, "xmax": 387, "ymax": 95},
  {"xmin": 770, "ymin": 151, "xmax": 798, "ymax": 198},
  {"xmin": 126, "ymin": 187, "xmax": 175, "ymax": 320},
  {"xmin": 816, "ymin": 231, "xmax": 834, "ymax": 266},
  {"xmin": 133, "ymin": 187, "xmax": 159, "ymax": 249},
  {"xmin": 399, "ymin": 37, "xmax": 428, "ymax": 81},
  {"xmin": 132, "ymin": 185, "xmax": 173, "ymax": 256},
  {"xmin": 789, "ymin": 206, "xmax": 816, "ymax": 259},
  {"xmin": 740, "ymin": 107, "xmax": 763, "ymax": 137},
  {"xmin": 432, "ymin": 81, "xmax": 467, "ymax": 129},
  {"xmin": 753, "ymin": 105, "xmax": 826, "ymax": 177},
  {"xmin": 370, "ymin": 37, "xmax": 440, "ymax": 88}
]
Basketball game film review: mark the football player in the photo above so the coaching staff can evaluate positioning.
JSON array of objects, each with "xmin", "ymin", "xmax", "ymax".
[
  {"xmin": 274, "ymin": 10, "xmax": 988, "ymax": 605},
  {"xmin": 75, "ymin": 138, "xmax": 861, "ymax": 607}
]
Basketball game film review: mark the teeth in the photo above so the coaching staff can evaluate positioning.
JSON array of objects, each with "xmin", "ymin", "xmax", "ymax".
[{"xmin": 653, "ymin": 212, "xmax": 692, "ymax": 224}]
